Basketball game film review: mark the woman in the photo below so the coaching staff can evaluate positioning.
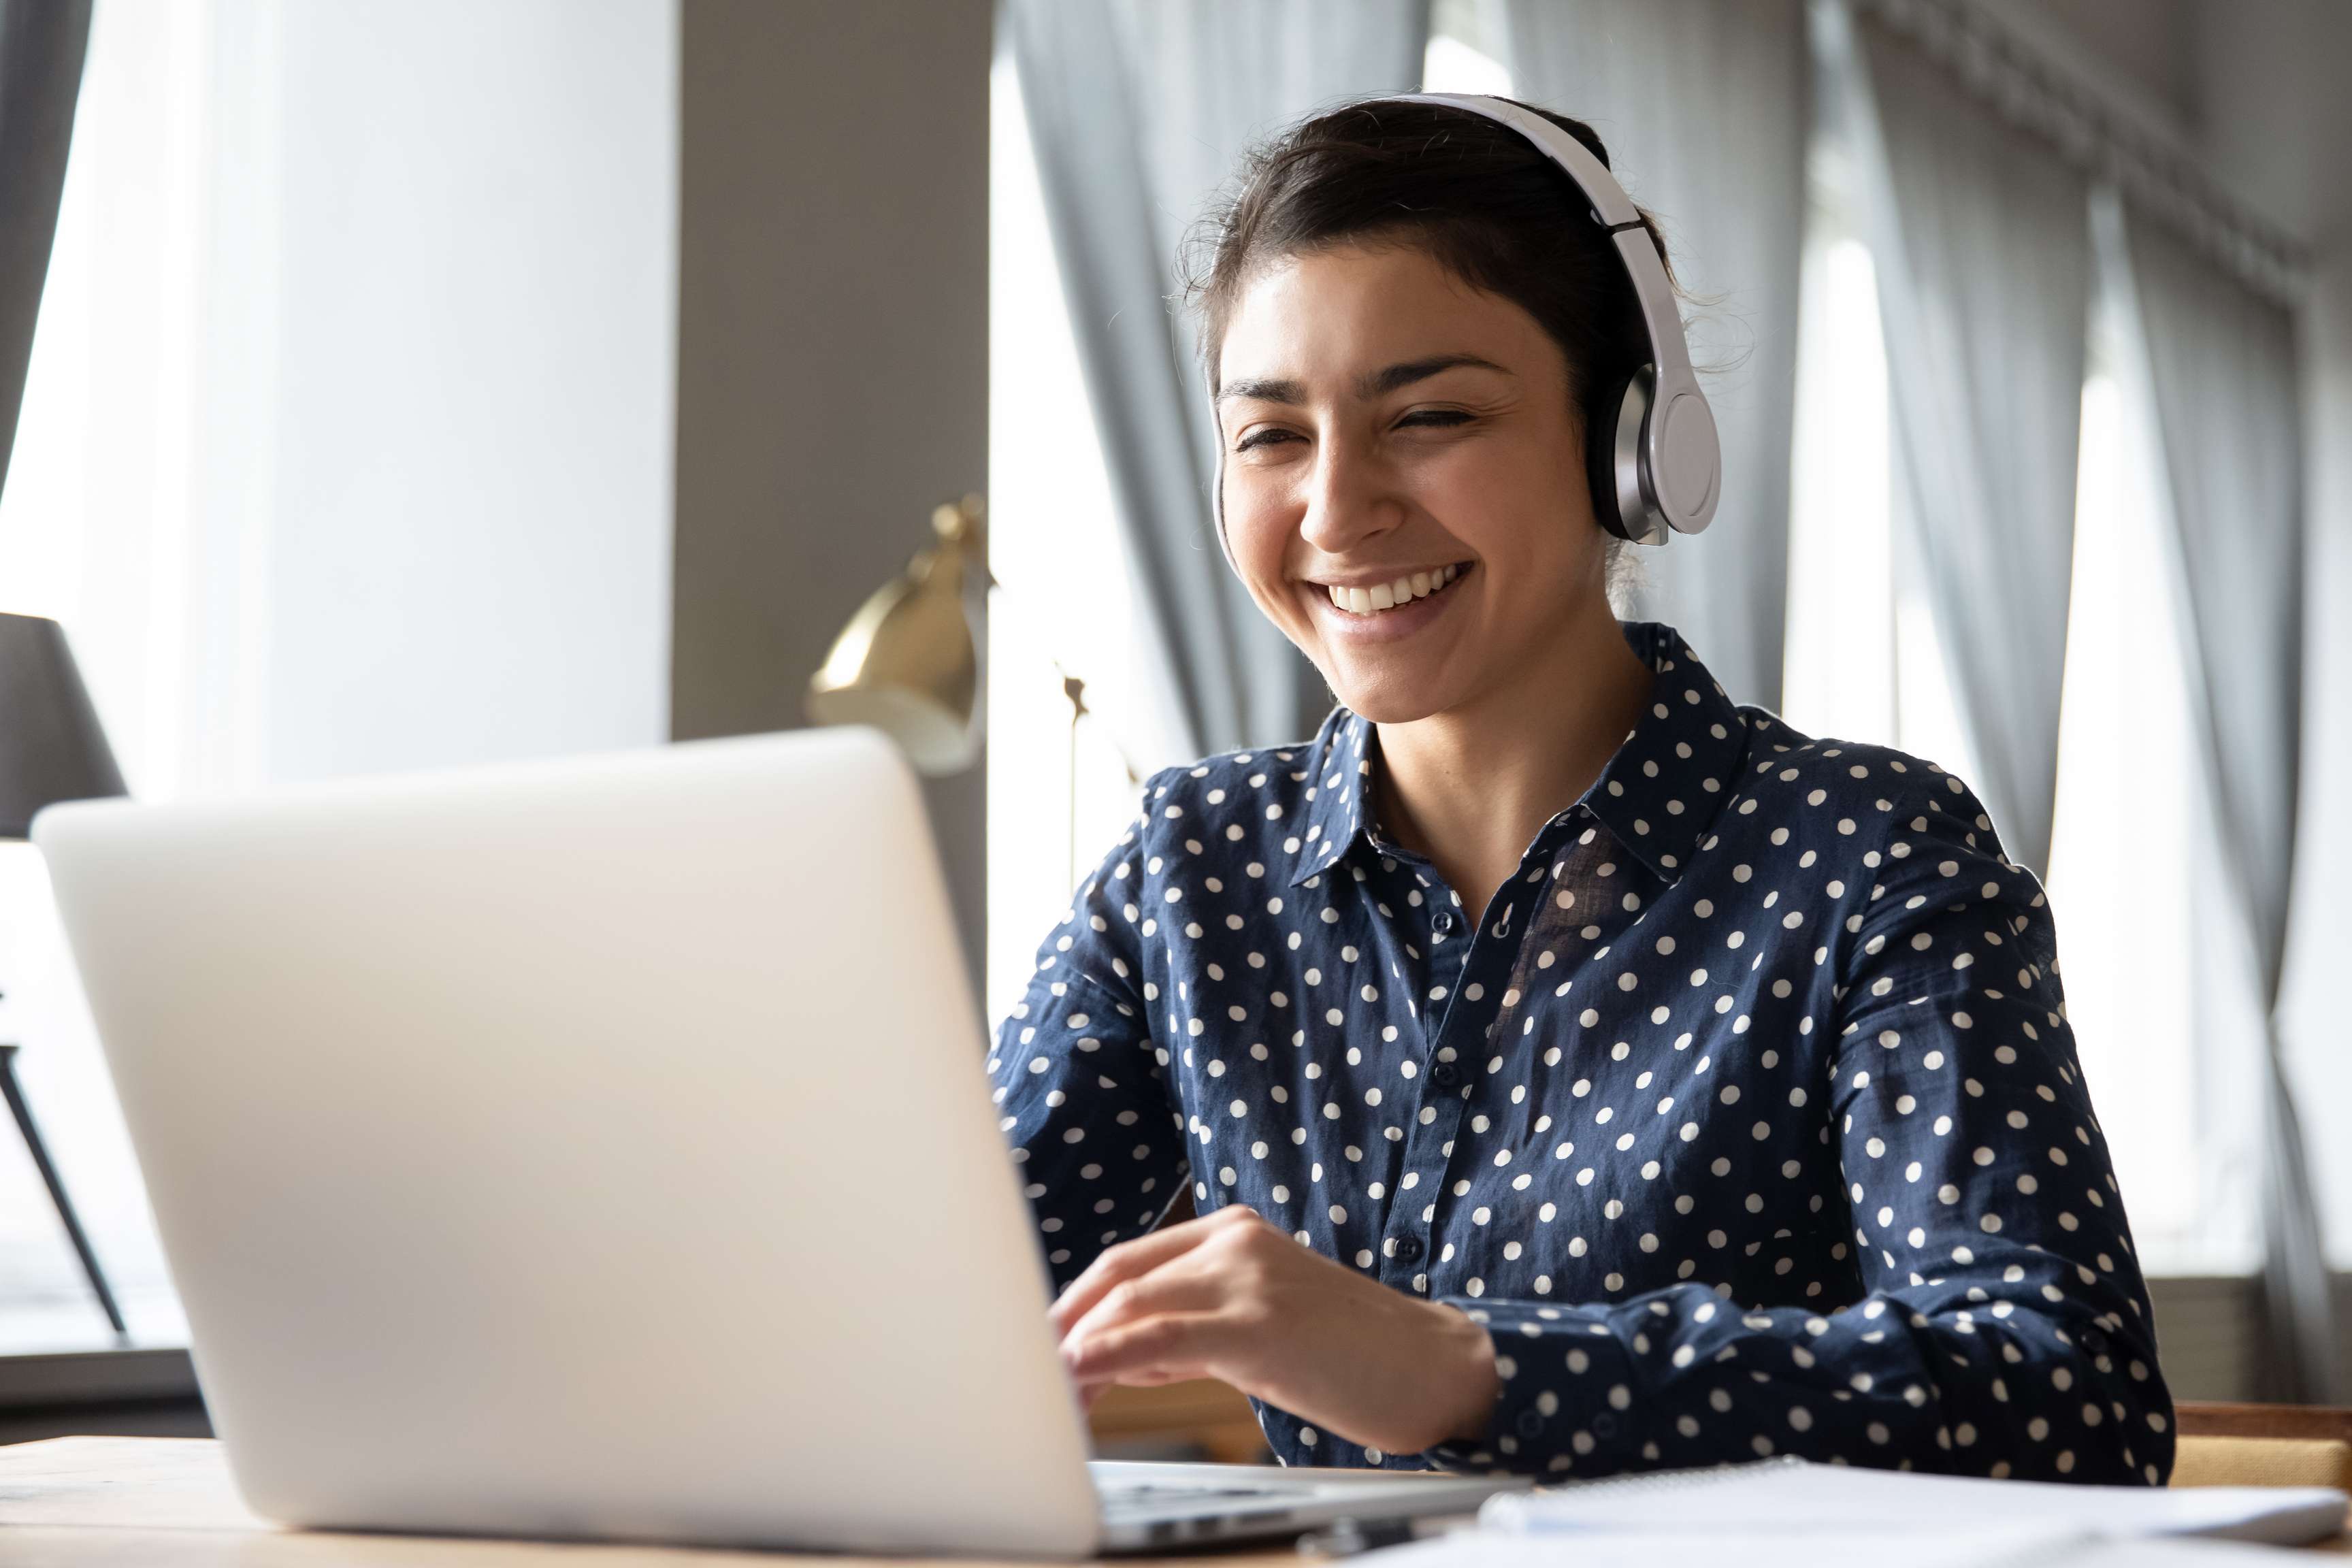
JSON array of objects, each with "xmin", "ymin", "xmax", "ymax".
[{"xmin": 990, "ymin": 96, "xmax": 2170, "ymax": 1484}]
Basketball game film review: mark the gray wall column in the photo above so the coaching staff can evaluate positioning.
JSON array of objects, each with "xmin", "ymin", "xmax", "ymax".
[{"xmin": 673, "ymin": 0, "xmax": 992, "ymax": 995}]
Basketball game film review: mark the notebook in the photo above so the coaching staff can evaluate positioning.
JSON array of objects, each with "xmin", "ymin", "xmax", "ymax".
[
  {"xmin": 1476, "ymin": 1457, "xmax": 2347, "ymax": 1548},
  {"xmin": 1367, "ymin": 1526, "xmax": 2312, "ymax": 1568}
]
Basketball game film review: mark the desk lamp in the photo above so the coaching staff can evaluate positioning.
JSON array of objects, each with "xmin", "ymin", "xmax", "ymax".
[
  {"xmin": 809, "ymin": 496, "xmax": 1150, "ymax": 890},
  {"xmin": 806, "ymin": 495, "xmax": 989, "ymax": 774},
  {"xmin": 0, "ymin": 611, "xmax": 130, "ymax": 1336}
]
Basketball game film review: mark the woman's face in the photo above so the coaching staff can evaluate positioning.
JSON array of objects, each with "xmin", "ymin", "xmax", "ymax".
[{"xmin": 1215, "ymin": 242, "xmax": 1612, "ymax": 725}]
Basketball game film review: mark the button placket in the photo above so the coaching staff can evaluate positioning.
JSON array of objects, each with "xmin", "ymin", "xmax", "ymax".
[
  {"xmin": 1386, "ymin": 1068, "xmax": 1467, "ymax": 1290},
  {"xmin": 1387, "ymin": 875, "xmax": 1543, "ymax": 1292},
  {"xmin": 1380, "ymin": 832, "xmax": 1563, "ymax": 1292},
  {"xmin": 1386, "ymin": 999, "xmax": 1471, "ymax": 1289},
  {"xmin": 1367, "ymin": 866, "xmax": 1463, "ymax": 1289}
]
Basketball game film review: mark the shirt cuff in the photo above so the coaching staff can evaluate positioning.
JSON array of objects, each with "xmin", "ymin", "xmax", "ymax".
[{"xmin": 1424, "ymin": 1298, "xmax": 1646, "ymax": 1477}]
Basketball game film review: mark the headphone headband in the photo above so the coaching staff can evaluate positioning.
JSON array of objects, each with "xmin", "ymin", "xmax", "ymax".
[
  {"xmin": 1372, "ymin": 94, "xmax": 1720, "ymax": 542},
  {"xmin": 1206, "ymin": 93, "xmax": 1721, "ymax": 550}
]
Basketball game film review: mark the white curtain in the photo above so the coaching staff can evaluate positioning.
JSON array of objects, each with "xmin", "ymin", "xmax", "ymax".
[
  {"xmin": 0, "ymin": 0, "xmax": 240, "ymax": 1327},
  {"xmin": 1494, "ymin": 0, "xmax": 1807, "ymax": 713},
  {"xmin": 1834, "ymin": 5, "xmax": 2089, "ymax": 876},
  {"xmin": 1005, "ymin": 0, "xmax": 1430, "ymax": 756},
  {"xmin": 2095, "ymin": 189, "xmax": 2334, "ymax": 1401},
  {"xmin": 0, "ymin": 0, "xmax": 679, "ymax": 1339}
]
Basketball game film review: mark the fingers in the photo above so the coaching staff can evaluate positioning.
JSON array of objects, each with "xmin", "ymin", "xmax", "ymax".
[
  {"xmin": 1062, "ymin": 1260, "xmax": 1226, "ymax": 1360},
  {"xmin": 1051, "ymin": 1208, "xmax": 1277, "ymax": 1400},
  {"xmin": 1048, "ymin": 1206, "xmax": 1254, "ymax": 1339},
  {"xmin": 1062, "ymin": 1309, "xmax": 1231, "ymax": 1387}
]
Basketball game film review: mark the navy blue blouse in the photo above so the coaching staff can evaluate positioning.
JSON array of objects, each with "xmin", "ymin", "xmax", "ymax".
[{"xmin": 991, "ymin": 622, "xmax": 2170, "ymax": 1484}]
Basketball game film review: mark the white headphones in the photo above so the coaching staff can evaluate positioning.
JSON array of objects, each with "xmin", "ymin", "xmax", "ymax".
[{"xmin": 1211, "ymin": 93, "xmax": 1720, "ymax": 548}]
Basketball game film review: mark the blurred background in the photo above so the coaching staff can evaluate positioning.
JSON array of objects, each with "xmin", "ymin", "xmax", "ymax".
[{"xmin": 0, "ymin": 0, "xmax": 2345, "ymax": 1439}]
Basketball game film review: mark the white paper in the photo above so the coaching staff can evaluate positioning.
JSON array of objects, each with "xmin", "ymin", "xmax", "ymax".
[
  {"xmin": 1363, "ymin": 1529, "xmax": 2321, "ymax": 1568},
  {"xmin": 1478, "ymin": 1459, "xmax": 2348, "ymax": 1549}
]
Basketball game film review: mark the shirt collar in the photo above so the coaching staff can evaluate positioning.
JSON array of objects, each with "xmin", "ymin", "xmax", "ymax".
[{"xmin": 1288, "ymin": 621, "xmax": 1749, "ymax": 888}]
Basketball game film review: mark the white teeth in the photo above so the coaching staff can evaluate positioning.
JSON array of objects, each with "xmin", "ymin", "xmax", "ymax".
[{"xmin": 1325, "ymin": 566, "xmax": 1465, "ymax": 616}]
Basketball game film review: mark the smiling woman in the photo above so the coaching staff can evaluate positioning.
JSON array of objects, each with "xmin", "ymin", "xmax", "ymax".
[
  {"xmin": 990, "ymin": 96, "xmax": 2170, "ymax": 1484},
  {"xmin": 1206, "ymin": 239, "xmax": 1653, "ymax": 911}
]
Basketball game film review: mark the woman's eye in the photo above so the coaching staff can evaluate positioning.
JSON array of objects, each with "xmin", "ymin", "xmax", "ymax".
[
  {"xmin": 1396, "ymin": 408, "xmax": 1475, "ymax": 429},
  {"xmin": 1235, "ymin": 428, "xmax": 1300, "ymax": 453}
]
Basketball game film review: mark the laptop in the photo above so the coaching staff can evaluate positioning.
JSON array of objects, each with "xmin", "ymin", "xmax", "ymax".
[{"xmin": 33, "ymin": 727, "xmax": 1522, "ymax": 1556}]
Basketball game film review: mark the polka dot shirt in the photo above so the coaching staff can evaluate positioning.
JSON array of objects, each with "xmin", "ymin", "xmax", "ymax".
[{"xmin": 991, "ymin": 622, "xmax": 2171, "ymax": 1485}]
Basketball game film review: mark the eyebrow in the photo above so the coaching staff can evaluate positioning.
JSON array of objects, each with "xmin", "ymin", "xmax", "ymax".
[
  {"xmin": 1215, "ymin": 353, "xmax": 1511, "ymax": 405},
  {"xmin": 1360, "ymin": 353, "xmax": 1509, "ymax": 398}
]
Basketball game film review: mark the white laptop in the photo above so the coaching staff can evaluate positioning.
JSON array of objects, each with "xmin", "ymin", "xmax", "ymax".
[{"xmin": 33, "ymin": 728, "xmax": 1520, "ymax": 1556}]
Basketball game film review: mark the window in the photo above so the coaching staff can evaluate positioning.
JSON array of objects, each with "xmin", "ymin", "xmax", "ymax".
[
  {"xmin": 0, "ymin": 0, "xmax": 678, "ymax": 1351},
  {"xmin": 2043, "ymin": 358, "xmax": 2217, "ymax": 1271},
  {"xmin": 983, "ymin": 48, "xmax": 1187, "ymax": 1020},
  {"xmin": 1780, "ymin": 142, "xmax": 1979, "ymax": 783},
  {"xmin": 1782, "ymin": 155, "xmax": 1897, "ymax": 750},
  {"xmin": 1422, "ymin": 20, "xmax": 1512, "ymax": 97},
  {"xmin": 0, "ymin": 0, "xmax": 208, "ymax": 1348},
  {"xmin": 1781, "ymin": 150, "xmax": 2217, "ymax": 1273}
]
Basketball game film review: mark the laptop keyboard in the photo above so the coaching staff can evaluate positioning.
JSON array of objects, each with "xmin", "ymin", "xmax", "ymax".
[
  {"xmin": 1100, "ymin": 1480, "xmax": 1311, "ymax": 1502},
  {"xmin": 1095, "ymin": 1477, "xmax": 1315, "ymax": 1519}
]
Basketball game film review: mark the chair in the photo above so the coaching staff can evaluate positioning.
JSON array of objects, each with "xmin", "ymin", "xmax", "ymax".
[
  {"xmin": 2173, "ymin": 1403, "xmax": 2352, "ymax": 1494},
  {"xmin": 1088, "ymin": 1379, "xmax": 1269, "ymax": 1465}
]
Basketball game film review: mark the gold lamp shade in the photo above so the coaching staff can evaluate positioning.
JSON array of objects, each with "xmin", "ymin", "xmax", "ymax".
[{"xmin": 806, "ymin": 495, "xmax": 987, "ymax": 774}]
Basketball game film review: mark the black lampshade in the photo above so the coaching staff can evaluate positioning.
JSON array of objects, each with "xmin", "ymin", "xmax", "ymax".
[{"xmin": 0, "ymin": 613, "xmax": 127, "ymax": 840}]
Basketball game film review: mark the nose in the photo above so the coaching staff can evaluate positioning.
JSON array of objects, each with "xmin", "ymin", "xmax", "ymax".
[{"xmin": 1298, "ymin": 432, "xmax": 1405, "ymax": 556}]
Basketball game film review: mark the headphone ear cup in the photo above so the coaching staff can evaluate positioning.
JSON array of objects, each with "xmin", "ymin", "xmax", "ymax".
[
  {"xmin": 1586, "ymin": 369, "xmax": 1663, "ymax": 544},
  {"xmin": 1584, "ymin": 373, "xmax": 1633, "ymax": 542}
]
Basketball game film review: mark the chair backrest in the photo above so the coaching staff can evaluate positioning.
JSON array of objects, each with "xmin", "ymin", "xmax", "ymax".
[
  {"xmin": 2174, "ymin": 1405, "xmax": 2352, "ymax": 1494},
  {"xmin": 2172, "ymin": 1435, "xmax": 2352, "ymax": 1493},
  {"xmin": 2174, "ymin": 1401, "xmax": 2352, "ymax": 1445}
]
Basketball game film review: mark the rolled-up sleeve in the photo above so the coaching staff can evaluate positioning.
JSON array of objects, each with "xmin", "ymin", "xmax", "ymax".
[
  {"xmin": 1428, "ymin": 778, "xmax": 2172, "ymax": 1484},
  {"xmin": 988, "ymin": 784, "xmax": 1186, "ymax": 1291}
]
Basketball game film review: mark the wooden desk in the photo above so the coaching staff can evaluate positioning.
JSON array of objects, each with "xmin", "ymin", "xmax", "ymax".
[
  {"xmin": 0, "ymin": 1437, "xmax": 1303, "ymax": 1566},
  {"xmin": 2, "ymin": 1435, "xmax": 2346, "ymax": 1563}
]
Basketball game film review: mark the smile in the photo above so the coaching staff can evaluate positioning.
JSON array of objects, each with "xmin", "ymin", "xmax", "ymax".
[{"xmin": 1321, "ymin": 564, "xmax": 1465, "ymax": 617}]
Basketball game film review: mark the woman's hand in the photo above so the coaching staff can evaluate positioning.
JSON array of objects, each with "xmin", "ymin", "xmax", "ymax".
[{"xmin": 1050, "ymin": 1205, "xmax": 1500, "ymax": 1457}]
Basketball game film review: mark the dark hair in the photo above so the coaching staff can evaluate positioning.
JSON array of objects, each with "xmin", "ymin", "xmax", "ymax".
[{"xmin": 1182, "ymin": 97, "xmax": 1674, "ymax": 474}]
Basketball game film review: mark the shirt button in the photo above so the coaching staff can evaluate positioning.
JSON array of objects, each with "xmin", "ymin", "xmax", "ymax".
[
  {"xmin": 1432, "ymin": 910, "xmax": 1456, "ymax": 934},
  {"xmin": 1592, "ymin": 1412, "xmax": 1618, "ymax": 1440},
  {"xmin": 1392, "ymin": 1235, "xmax": 1424, "ymax": 1264},
  {"xmin": 1430, "ymin": 1062, "xmax": 1460, "ymax": 1089},
  {"xmin": 2083, "ymin": 1328, "xmax": 2110, "ymax": 1355},
  {"xmin": 1515, "ymin": 1407, "xmax": 1546, "ymax": 1438}
]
